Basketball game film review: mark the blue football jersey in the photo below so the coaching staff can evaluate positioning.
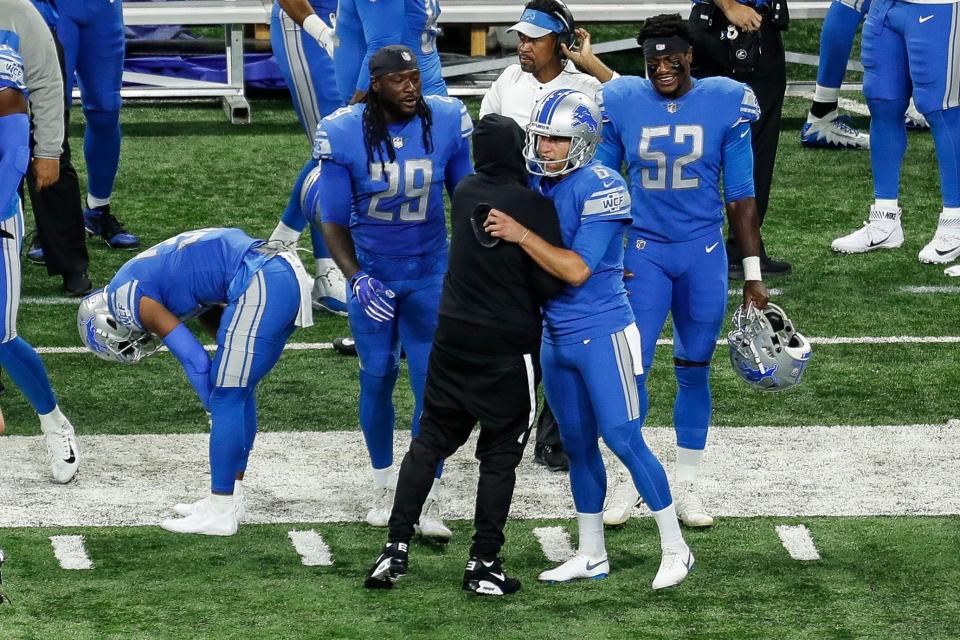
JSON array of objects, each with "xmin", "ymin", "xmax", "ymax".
[
  {"xmin": 106, "ymin": 228, "xmax": 269, "ymax": 331},
  {"xmin": 313, "ymin": 94, "xmax": 473, "ymax": 258},
  {"xmin": 596, "ymin": 76, "xmax": 760, "ymax": 243},
  {"xmin": 532, "ymin": 160, "xmax": 634, "ymax": 345}
]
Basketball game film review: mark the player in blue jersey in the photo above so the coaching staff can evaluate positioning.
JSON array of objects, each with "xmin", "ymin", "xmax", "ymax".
[
  {"xmin": 334, "ymin": 0, "xmax": 446, "ymax": 105},
  {"xmin": 78, "ymin": 228, "xmax": 314, "ymax": 536},
  {"xmin": 0, "ymin": 35, "xmax": 81, "ymax": 484},
  {"xmin": 594, "ymin": 14, "xmax": 770, "ymax": 530},
  {"xmin": 484, "ymin": 88, "xmax": 694, "ymax": 590},
  {"xmin": 268, "ymin": 0, "xmax": 348, "ymax": 316},
  {"xmin": 309, "ymin": 45, "xmax": 472, "ymax": 539},
  {"xmin": 800, "ymin": 0, "xmax": 872, "ymax": 149},
  {"xmin": 53, "ymin": 0, "xmax": 139, "ymax": 250},
  {"xmin": 832, "ymin": 0, "xmax": 960, "ymax": 265}
]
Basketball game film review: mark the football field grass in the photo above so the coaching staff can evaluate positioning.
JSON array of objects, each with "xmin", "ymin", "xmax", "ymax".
[{"xmin": 2, "ymin": 21, "xmax": 959, "ymax": 639}]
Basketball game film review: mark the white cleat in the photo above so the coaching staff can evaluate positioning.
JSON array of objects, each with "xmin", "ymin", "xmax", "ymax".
[
  {"xmin": 538, "ymin": 554, "xmax": 609, "ymax": 583},
  {"xmin": 366, "ymin": 487, "xmax": 395, "ymax": 527},
  {"xmin": 161, "ymin": 498, "xmax": 238, "ymax": 536},
  {"xmin": 800, "ymin": 110, "xmax": 870, "ymax": 149},
  {"xmin": 174, "ymin": 492, "xmax": 247, "ymax": 523},
  {"xmin": 905, "ymin": 100, "xmax": 930, "ymax": 130},
  {"xmin": 603, "ymin": 481, "xmax": 642, "ymax": 527},
  {"xmin": 414, "ymin": 498, "xmax": 453, "ymax": 542},
  {"xmin": 42, "ymin": 418, "xmax": 80, "ymax": 484},
  {"xmin": 831, "ymin": 206, "xmax": 904, "ymax": 254},
  {"xmin": 674, "ymin": 484, "xmax": 714, "ymax": 528},
  {"xmin": 918, "ymin": 218, "xmax": 960, "ymax": 264},
  {"xmin": 312, "ymin": 267, "xmax": 348, "ymax": 316},
  {"xmin": 652, "ymin": 545, "xmax": 695, "ymax": 590}
]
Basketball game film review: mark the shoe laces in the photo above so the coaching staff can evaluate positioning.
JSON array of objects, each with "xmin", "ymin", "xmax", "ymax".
[
  {"xmin": 679, "ymin": 488, "xmax": 707, "ymax": 515},
  {"xmin": 827, "ymin": 117, "xmax": 862, "ymax": 137},
  {"xmin": 45, "ymin": 422, "xmax": 73, "ymax": 458},
  {"xmin": 934, "ymin": 217, "xmax": 960, "ymax": 243}
]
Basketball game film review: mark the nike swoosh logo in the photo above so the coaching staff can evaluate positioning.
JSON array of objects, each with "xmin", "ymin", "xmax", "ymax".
[
  {"xmin": 740, "ymin": 129, "xmax": 749, "ymax": 138},
  {"xmin": 683, "ymin": 553, "xmax": 693, "ymax": 570},
  {"xmin": 868, "ymin": 231, "xmax": 895, "ymax": 247},
  {"xmin": 920, "ymin": 15, "xmax": 934, "ymax": 23},
  {"xmin": 585, "ymin": 559, "xmax": 608, "ymax": 571},
  {"xmin": 935, "ymin": 246, "xmax": 960, "ymax": 256},
  {"xmin": 602, "ymin": 179, "xmax": 617, "ymax": 188},
  {"xmin": 490, "ymin": 572, "xmax": 506, "ymax": 581},
  {"xmin": 705, "ymin": 242, "xmax": 719, "ymax": 253},
  {"xmin": 64, "ymin": 445, "xmax": 76, "ymax": 464}
]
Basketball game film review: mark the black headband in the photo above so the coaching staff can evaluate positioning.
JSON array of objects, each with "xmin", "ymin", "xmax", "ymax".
[
  {"xmin": 369, "ymin": 45, "xmax": 420, "ymax": 78},
  {"xmin": 642, "ymin": 36, "xmax": 691, "ymax": 59}
]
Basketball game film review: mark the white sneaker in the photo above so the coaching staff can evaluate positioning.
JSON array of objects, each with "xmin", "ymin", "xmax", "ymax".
[
  {"xmin": 674, "ymin": 484, "xmax": 714, "ymax": 528},
  {"xmin": 414, "ymin": 498, "xmax": 453, "ymax": 542},
  {"xmin": 905, "ymin": 100, "xmax": 930, "ymax": 130},
  {"xmin": 161, "ymin": 498, "xmax": 238, "ymax": 536},
  {"xmin": 603, "ymin": 481, "xmax": 642, "ymax": 527},
  {"xmin": 538, "ymin": 554, "xmax": 609, "ymax": 583},
  {"xmin": 831, "ymin": 206, "xmax": 904, "ymax": 254},
  {"xmin": 42, "ymin": 418, "xmax": 79, "ymax": 484},
  {"xmin": 918, "ymin": 218, "xmax": 960, "ymax": 264},
  {"xmin": 312, "ymin": 267, "xmax": 348, "ymax": 316},
  {"xmin": 652, "ymin": 544, "xmax": 695, "ymax": 590},
  {"xmin": 800, "ymin": 110, "xmax": 870, "ymax": 149},
  {"xmin": 174, "ymin": 492, "xmax": 248, "ymax": 523},
  {"xmin": 366, "ymin": 487, "xmax": 395, "ymax": 527}
]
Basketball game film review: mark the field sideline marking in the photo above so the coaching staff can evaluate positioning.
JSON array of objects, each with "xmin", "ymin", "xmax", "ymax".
[
  {"xmin": 775, "ymin": 525, "xmax": 821, "ymax": 561},
  {"xmin": 899, "ymin": 286, "xmax": 960, "ymax": 294},
  {"xmin": 288, "ymin": 530, "xmax": 334, "ymax": 566},
  {"xmin": 49, "ymin": 535, "xmax": 94, "ymax": 570},
  {"xmin": 533, "ymin": 526, "xmax": 575, "ymax": 563}
]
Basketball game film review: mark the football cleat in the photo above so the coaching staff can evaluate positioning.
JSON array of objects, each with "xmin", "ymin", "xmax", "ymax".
[
  {"xmin": 674, "ymin": 484, "xmax": 714, "ymax": 528},
  {"xmin": 538, "ymin": 553, "xmax": 609, "ymax": 583},
  {"xmin": 463, "ymin": 557, "xmax": 521, "ymax": 596},
  {"xmin": 414, "ymin": 498, "xmax": 452, "ymax": 542},
  {"xmin": 800, "ymin": 111, "xmax": 869, "ymax": 149},
  {"xmin": 905, "ymin": 100, "xmax": 930, "ymax": 130},
  {"xmin": 160, "ymin": 497, "xmax": 238, "ymax": 536},
  {"xmin": 831, "ymin": 206, "xmax": 903, "ymax": 254},
  {"xmin": 42, "ymin": 418, "xmax": 79, "ymax": 484},
  {"xmin": 364, "ymin": 542, "xmax": 408, "ymax": 589},
  {"xmin": 174, "ymin": 491, "xmax": 247, "ymax": 523},
  {"xmin": 918, "ymin": 217, "xmax": 960, "ymax": 264},
  {"xmin": 603, "ymin": 480, "xmax": 643, "ymax": 527},
  {"xmin": 83, "ymin": 206, "xmax": 140, "ymax": 250},
  {"xmin": 652, "ymin": 544, "xmax": 695, "ymax": 590},
  {"xmin": 366, "ymin": 487, "xmax": 396, "ymax": 527},
  {"xmin": 312, "ymin": 267, "xmax": 348, "ymax": 316},
  {"xmin": 333, "ymin": 336, "xmax": 357, "ymax": 357}
]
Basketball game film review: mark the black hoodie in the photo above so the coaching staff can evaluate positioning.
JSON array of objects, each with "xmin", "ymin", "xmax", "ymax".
[{"xmin": 437, "ymin": 114, "xmax": 564, "ymax": 355}]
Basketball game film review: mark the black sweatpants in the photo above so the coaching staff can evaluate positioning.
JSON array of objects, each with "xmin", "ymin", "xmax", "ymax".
[
  {"xmin": 25, "ymin": 31, "xmax": 89, "ymax": 279},
  {"xmin": 388, "ymin": 341, "xmax": 539, "ymax": 558},
  {"xmin": 688, "ymin": 9, "xmax": 787, "ymax": 261}
]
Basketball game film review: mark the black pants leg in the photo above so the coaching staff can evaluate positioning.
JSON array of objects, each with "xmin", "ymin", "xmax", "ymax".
[{"xmin": 25, "ymin": 31, "xmax": 89, "ymax": 279}]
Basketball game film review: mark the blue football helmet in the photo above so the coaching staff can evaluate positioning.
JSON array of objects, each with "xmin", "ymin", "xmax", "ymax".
[
  {"xmin": 524, "ymin": 89, "xmax": 603, "ymax": 177},
  {"xmin": 77, "ymin": 290, "xmax": 159, "ymax": 364},
  {"xmin": 728, "ymin": 303, "xmax": 811, "ymax": 391}
]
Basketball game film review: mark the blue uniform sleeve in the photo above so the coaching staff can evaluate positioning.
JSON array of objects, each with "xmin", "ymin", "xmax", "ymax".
[
  {"xmin": 721, "ymin": 122, "xmax": 755, "ymax": 203},
  {"xmin": 735, "ymin": 85, "xmax": 761, "ymax": 127},
  {"xmin": 317, "ymin": 160, "xmax": 354, "ymax": 226},
  {"xmin": 580, "ymin": 166, "xmax": 632, "ymax": 224},
  {"xmin": 594, "ymin": 86, "xmax": 624, "ymax": 172},
  {"xmin": 107, "ymin": 279, "xmax": 146, "ymax": 331},
  {"xmin": 0, "ymin": 114, "xmax": 30, "ymax": 213},
  {"xmin": 444, "ymin": 100, "xmax": 474, "ymax": 195},
  {"xmin": 571, "ymin": 219, "xmax": 627, "ymax": 273},
  {"xmin": 354, "ymin": 0, "xmax": 405, "ymax": 94}
]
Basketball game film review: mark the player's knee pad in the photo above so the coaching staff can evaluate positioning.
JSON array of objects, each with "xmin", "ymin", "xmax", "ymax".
[
  {"xmin": 82, "ymin": 107, "xmax": 121, "ymax": 132},
  {"xmin": 867, "ymin": 97, "xmax": 910, "ymax": 124},
  {"xmin": 359, "ymin": 367, "xmax": 399, "ymax": 398},
  {"xmin": 674, "ymin": 359, "xmax": 711, "ymax": 388},
  {"xmin": 599, "ymin": 418, "xmax": 648, "ymax": 462},
  {"xmin": 357, "ymin": 346, "xmax": 400, "ymax": 378},
  {"xmin": 674, "ymin": 361, "xmax": 712, "ymax": 450}
]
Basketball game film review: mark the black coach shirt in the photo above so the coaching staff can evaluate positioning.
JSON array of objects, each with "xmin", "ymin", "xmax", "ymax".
[{"xmin": 438, "ymin": 114, "xmax": 564, "ymax": 355}]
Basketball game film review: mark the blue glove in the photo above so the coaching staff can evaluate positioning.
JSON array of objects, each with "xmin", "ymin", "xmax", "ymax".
[{"xmin": 350, "ymin": 271, "xmax": 396, "ymax": 323}]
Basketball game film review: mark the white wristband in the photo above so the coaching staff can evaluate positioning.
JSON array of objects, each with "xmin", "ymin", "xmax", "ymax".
[
  {"xmin": 302, "ymin": 13, "xmax": 329, "ymax": 42},
  {"xmin": 742, "ymin": 256, "xmax": 762, "ymax": 282}
]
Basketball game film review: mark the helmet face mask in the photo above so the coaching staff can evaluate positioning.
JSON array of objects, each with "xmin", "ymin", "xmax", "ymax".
[
  {"xmin": 727, "ymin": 303, "xmax": 811, "ymax": 391},
  {"xmin": 77, "ymin": 291, "xmax": 159, "ymax": 365},
  {"xmin": 524, "ymin": 89, "xmax": 602, "ymax": 177}
]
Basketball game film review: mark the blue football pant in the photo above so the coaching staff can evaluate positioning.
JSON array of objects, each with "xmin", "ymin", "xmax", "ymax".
[{"xmin": 816, "ymin": 0, "xmax": 870, "ymax": 91}]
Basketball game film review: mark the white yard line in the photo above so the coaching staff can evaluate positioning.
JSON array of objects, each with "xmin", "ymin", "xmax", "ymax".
[
  {"xmin": 775, "ymin": 525, "xmax": 821, "ymax": 561},
  {"xmin": 2, "ymin": 423, "xmax": 959, "ymax": 528},
  {"xmin": 48, "ymin": 535, "xmax": 94, "ymax": 570},
  {"xmin": 899, "ymin": 286, "xmax": 960, "ymax": 294},
  {"xmin": 533, "ymin": 526, "xmax": 575, "ymax": 563},
  {"xmin": 288, "ymin": 530, "xmax": 334, "ymax": 566}
]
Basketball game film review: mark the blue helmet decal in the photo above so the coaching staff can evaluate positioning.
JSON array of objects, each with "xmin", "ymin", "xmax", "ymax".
[
  {"xmin": 738, "ymin": 360, "xmax": 778, "ymax": 384},
  {"xmin": 82, "ymin": 317, "xmax": 107, "ymax": 355},
  {"xmin": 571, "ymin": 103, "xmax": 599, "ymax": 134}
]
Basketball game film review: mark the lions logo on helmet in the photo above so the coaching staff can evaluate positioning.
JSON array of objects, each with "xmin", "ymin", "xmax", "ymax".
[
  {"xmin": 727, "ymin": 303, "xmax": 811, "ymax": 391},
  {"xmin": 524, "ymin": 89, "xmax": 603, "ymax": 177},
  {"xmin": 77, "ymin": 291, "xmax": 159, "ymax": 365}
]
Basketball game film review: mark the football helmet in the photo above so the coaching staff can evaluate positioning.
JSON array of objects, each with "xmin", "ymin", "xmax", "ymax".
[
  {"xmin": 77, "ymin": 290, "xmax": 159, "ymax": 364},
  {"xmin": 727, "ymin": 303, "xmax": 811, "ymax": 391},
  {"xmin": 524, "ymin": 89, "xmax": 602, "ymax": 177}
]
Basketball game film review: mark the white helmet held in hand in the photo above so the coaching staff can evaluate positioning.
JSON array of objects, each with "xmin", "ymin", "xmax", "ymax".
[{"xmin": 728, "ymin": 303, "xmax": 811, "ymax": 391}]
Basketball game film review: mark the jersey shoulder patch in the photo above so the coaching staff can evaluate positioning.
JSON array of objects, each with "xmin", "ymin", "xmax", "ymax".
[
  {"xmin": 313, "ymin": 105, "xmax": 362, "ymax": 162},
  {"xmin": 107, "ymin": 278, "xmax": 143, "ymax": 329},
  {"xmin": 580, "ymin": 165, "xmax": 631, "ymax": 219}
]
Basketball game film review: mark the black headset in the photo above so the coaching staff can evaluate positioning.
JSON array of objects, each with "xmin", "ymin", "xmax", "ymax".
[{"xmin": 539, "ymin": 0, "xmax": 576, "ymax": 53}]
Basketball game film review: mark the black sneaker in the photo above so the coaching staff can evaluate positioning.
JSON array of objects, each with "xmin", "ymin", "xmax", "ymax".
[
  {"xmin": 462, "ymin": 556, "xmax": 521, "ymax": 596},
  {"xmin": 83, "ymin": 206, "xmax": 140, "ymax": 250},
  {"xmin": 333, "ymin": 336, "xmax": 357, "ymax": 357},
  {"xmin": 364, "ymin": 542, "xmax": 408, "ymax": 589},
  {"xmin": 533, "ymin": 443, "xmax": 569, "ymax": 472},
  {"xmin": 761, "ymin": 256, "xmax": 792, "ymax": 277},
  {"xmin": 63, "ymin": 272, "xmax": 93, "ymax": 297}
]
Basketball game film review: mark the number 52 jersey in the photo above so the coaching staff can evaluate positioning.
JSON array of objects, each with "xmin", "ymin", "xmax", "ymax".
[{"xmin": 596, "ymin": 76, "xmax": 760, "ymax": 243}]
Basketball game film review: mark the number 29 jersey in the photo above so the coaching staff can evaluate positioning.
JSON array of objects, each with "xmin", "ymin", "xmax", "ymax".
[
  {"xmin": 313, "ymin": 95, "xmax": 473, "ymax": 259},
  {"xmin": 596, "ymin": 76, "xmax": 760, "ymax": 243}
]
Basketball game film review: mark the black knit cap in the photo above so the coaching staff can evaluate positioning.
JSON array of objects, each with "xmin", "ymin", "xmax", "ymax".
[{"xmin": 369, "ymin": 45, "xmax": 420, "ymax": 78}]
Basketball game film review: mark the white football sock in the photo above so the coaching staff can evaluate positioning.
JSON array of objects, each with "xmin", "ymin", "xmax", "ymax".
[
  {"xmin": 38, "ymin": 405, "xmax": 67, "ymax": 432},
  {"xmin": 270, "ymin": 221, "xmax": 301, "ymax": 245},
  {"xmin": 675, "ymin": 447, "xmax": 704, "ymax": 486},
  {"xmin": 234, "ymin": 479, "xmax": 244, "ymax": 497},
  {"xmin": 651, "ymin": 503, "xmax": 684, "ymax": 550},
  {"xmin": 875, "ymin": 199, "xmax": 900, "ymax": 214},
  {"xmin": 86, "ymin": 195, "xmax": 111, "ymax": 209},
  {"xmin": 316, "ymin": 257, "xmax": 337, "ymax": 273},
  {"xmin": 941, "ymin": 207, "xmax": 960, "ymax": 221},
  {"xmin": 426, "ymin": 477, "xmax": 442, "ymax": 502},
  {"xmin": 372, "ymin": 467, "xmax": 394, "ymax": 490},
  {"xmin": 813, "ymin": 85, "xmax": 840, "ymax": 104},
  {"xmin": 576, "ymin": 512, "xmax": 606, "ymax": 558}
]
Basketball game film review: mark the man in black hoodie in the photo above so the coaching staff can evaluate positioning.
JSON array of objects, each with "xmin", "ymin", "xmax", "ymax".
[{"xmin": 363, "ymin": 114, "xmax": 563, "ymax": 596}]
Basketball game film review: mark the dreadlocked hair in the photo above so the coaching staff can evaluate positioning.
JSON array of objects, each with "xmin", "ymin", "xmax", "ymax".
[
  {"xmin": 636, "ymin": 13, "xmax": 695, "ymax": 48},
  {"xmin": 363, "ymin": 89, "xmax": 435, "ymax": 170}
]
